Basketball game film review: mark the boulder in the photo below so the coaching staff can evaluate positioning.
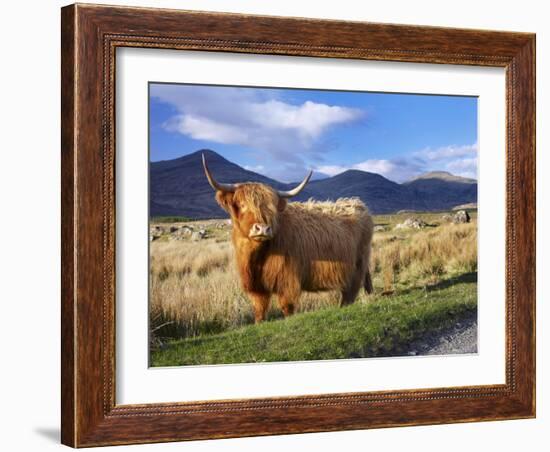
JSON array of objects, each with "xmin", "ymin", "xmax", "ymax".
[
  {"xmin": 173, "ymin": 226, "xmax": 193, "ymax": 237},
  {"xmin": 453, "ymin": 210, "xmax": 471, "ymax": 224},
  {"xmin": 191, "ymin": 229, "xmax": 207, "ymax": 241},
  {"xmin": 395, "ymin": 217, "xmax": 428, "ymax": 230},
  {"xmin": 149, "ymin": 226, "xmax": 163, "ymax": 240}
]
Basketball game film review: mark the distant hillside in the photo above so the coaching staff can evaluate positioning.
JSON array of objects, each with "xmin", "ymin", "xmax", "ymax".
[
  {"xmin": 150, "ymin": 150, "xmax": 478, "ymax": 218},
  {"xmin": 304, "ymin": 170, "xmax": 429, "ymax": 213},
  {"xmin": 408, "ymin": 171, "xmax": 477, "ymax": 184},
  {"xmin": 452, "ymin": 202, "xmax": 477, "ymax": 211},
  {"xmin": 404, "ymin": 171, "xmax": 477, "ymax": 212}
]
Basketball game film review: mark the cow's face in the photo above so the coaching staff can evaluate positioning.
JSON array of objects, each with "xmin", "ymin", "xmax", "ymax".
[
  {"xmin": 216, "ymin": 184, "xmax": 286, "ymax": 242},
  {"xmin": 202, "ymin": 153, "xmax": 312, "ymax": 243}
]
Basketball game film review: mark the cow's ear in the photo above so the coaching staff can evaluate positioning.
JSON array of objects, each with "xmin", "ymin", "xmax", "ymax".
[
  {"xmin": 277, "ymin": 197, "xmax": 287, "ymax": 212},
  {"xmin": 215, "ymin": 191, "xmax": 235, "ymax": 212}
]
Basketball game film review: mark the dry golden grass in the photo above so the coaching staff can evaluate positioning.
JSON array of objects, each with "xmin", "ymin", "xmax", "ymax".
[
  {"xmin": 150, "ymin": 215, "xmax": 477, "ymax": 340},
  {"xmin": 371, "ymin": 221, "xmax": 477, "ymax": 293}
]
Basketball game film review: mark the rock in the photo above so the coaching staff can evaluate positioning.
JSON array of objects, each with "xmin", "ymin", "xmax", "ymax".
[
  {"xmin": 452, "ymin": 210, "xmax": 471, "ymax": 224},
  {"xmin": 395, "ymin": 217, "xmax": 428, "ymax": 230},
  {"xmin": 150, "ymin": 225, "xmax": 164, "ymax": 234},
  {"xmin": 173, "ymin": 226, "xmax": 193, "ymax": 238},
  {"xmin": 191, "ymin": 229, "xmax": 207, "ymax": 241},
  {"xmin": 374, "ymin": 225, "xmax": 386, "ymax": 232},
  {"xmin": 441, "ymin": 214, "xmax": 453, "ymax": 223},
  {"xmin": 169, "ymin": 226, "xmax": 179, "ymax": 233},
  {"xmin": 149, "ymin": 226, "xmax": 163, "ymax": 240}
]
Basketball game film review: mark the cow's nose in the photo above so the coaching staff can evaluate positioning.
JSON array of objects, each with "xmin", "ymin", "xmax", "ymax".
[{"xmin": 251, "ymin": 223, "xmax": 272, "ymax": 237}]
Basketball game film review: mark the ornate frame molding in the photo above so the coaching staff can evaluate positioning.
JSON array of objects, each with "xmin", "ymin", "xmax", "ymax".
[{"xmin": 61, "ymin": 4, "xmax": 535, "ymax": 447}]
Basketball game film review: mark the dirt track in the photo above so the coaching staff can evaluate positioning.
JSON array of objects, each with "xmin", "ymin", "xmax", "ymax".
[{"xmin": 403, "ymin": 311, "xmax": 478, "ymax": 356}]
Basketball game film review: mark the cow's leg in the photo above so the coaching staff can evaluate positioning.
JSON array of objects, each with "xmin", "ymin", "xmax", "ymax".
[
  {"xmin": 341, "ymin": 253, "xmax": 366, "ymax": 306},
  {"xmin": 278, "ymin": 295, "xmax": 297, "ymax": 318},
  {"xmin": 341, "ymin": 272, "xmax": 362, "ymax": 306},
  {"xmin": 248, "ymin": 291, "xmax": 271, "ymax": 323},
  {"xmin": 277, "ymin": 283, "xmax": 300, "ymax": 318}
]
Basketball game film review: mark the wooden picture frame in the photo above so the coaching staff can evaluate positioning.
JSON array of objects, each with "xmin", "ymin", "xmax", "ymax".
[{"xmin": 61, "ymin": 3, "xmax": 535, "ymax": 447}]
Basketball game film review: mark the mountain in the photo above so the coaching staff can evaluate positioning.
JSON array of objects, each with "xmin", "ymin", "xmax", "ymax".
[
  {"xmin": 150, "ymin": 150, "xmax": 477, "ymax": 218},
  {"xmin": 404, "ymin": 171, "xmax": 477, "ymax": 211},
  {"xmin": 303, "ymin": 170, "xmax": 429, "ymax": 213},
  {"xmin": 408, "ymin": 171, "xmax": 477, "ymax": 184},
  {"xmin": 150, "ymin": 150, "xmax": 292, "ymax": 218}
]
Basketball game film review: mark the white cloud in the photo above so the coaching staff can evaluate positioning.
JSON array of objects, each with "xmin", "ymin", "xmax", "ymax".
[
  {"xmin": 249, "ymin": 100, "xmax": 361, "ymax": 139},
  {"xmin": 414, "ymin": 143, "xmax": 478, "ymax": 161},
  {"xmin": 165, "ymin": 114, "xmax": 248, "ymax": 144},
  {"xmin": 151, "ymin": 84, "xmax": 363, "ymax": 166},
  {"xmin": 445, "ymin": 157, "xmax": 477, "ymax": 179},
  {"xmin": 315, "ymin": 164, "xmax": 347, "ymax": 177},
  {"xmin": 316, "ymin": 144, "xmax": 478, "ymax": 183},
  {"xmin": 244, "ymin": 164, "xmax": 265, "ymax": 173},
  {"xmin": 317, "ymin": 158, "xmax": 424, "ymax": 183},
  {"xmin": 354, "ymin": 159, "xmax": 399, "ymax": 175}
]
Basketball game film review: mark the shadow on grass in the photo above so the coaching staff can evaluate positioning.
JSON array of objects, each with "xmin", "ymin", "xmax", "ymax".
[
  {"xmin": 426, "ymin": 272, "xmax": 477, "ymax": 291},
  {"xmin": 391, "ymin": 272, "xmax": 477, "ymax": 297}
]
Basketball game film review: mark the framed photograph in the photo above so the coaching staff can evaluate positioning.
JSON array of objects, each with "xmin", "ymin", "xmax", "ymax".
[{"xmin": 61, "ymin": 3, "xmax": 535, "ymax": 447}]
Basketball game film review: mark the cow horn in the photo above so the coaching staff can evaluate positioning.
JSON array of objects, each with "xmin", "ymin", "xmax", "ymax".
[
  {"xmin": 202, "ymin": 153, "xmax": 237, "ymax": 192},
  {"xmin": 277, "ymin": 170, "xmax": 313, "ymax": 198}
]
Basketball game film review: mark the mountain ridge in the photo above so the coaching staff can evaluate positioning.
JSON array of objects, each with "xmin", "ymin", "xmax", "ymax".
[
  {"xmin": 150, "ymin": 150, "xmax": 477, "ymax": 218},
  {"xmin": 407, "ymin": 170, "xmax": 476, "ymax": 184}
]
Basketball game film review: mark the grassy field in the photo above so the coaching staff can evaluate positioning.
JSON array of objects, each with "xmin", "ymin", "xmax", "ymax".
[{"xmin": 149, "ymin": 210, "xmax": 477, "ymax": 365}]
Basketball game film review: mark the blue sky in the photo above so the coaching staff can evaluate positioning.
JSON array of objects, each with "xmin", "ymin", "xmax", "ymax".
[{"xmin": 149, "ymin": 83, "xmax": 477, "ymax": 183}]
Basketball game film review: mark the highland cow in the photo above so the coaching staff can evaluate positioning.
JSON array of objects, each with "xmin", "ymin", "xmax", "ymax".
[{"xmin": 202, "ymin": 154, "xmax": 374, "ymax": 323}]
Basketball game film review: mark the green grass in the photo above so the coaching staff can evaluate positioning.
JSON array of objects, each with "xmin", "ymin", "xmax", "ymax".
[
  {"xmin": 151, "ymin": 272, "xmax": 477, "ymax": 366},
  {"xmin": 150, "ymin": 216, "xmax": 192, "ymax": 223}
]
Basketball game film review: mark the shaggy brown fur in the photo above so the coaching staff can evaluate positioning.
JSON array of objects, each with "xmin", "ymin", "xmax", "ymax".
[{"xmin": 214, "ymin": 184, "xmax": 374, "ymax": 323}]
